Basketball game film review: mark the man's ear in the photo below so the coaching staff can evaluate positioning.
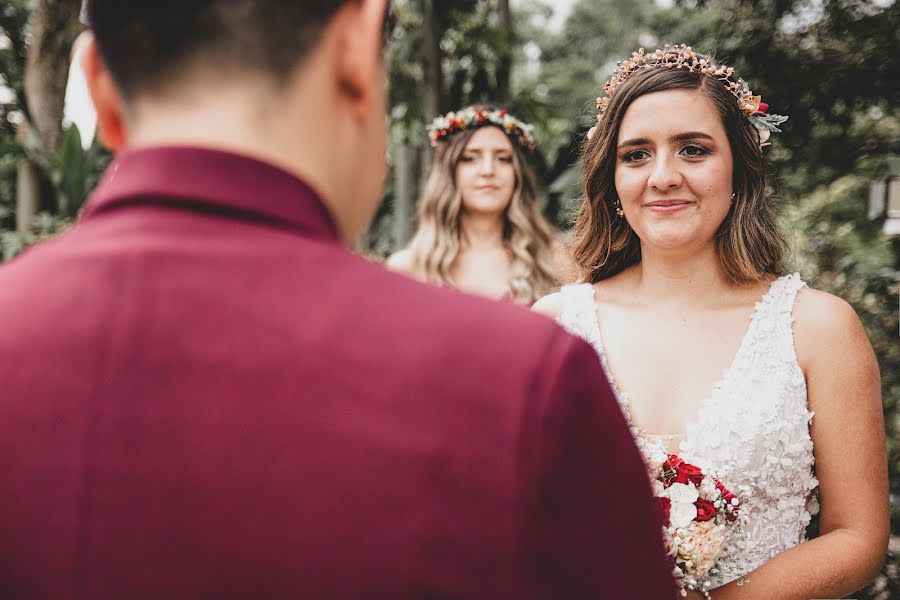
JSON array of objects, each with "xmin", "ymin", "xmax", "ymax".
[
  {"xmin": 332, "ymin": 0, "xmax": 388, "ymax": 119},
  {"xmin": 78, "ymin": 32, "xmax": 127, "ymax": 151}
]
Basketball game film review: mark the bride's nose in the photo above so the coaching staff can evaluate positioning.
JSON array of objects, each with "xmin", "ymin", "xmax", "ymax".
[{"xmin": 648, "ymin": 155, "xmax": 683, "ymax": 191}]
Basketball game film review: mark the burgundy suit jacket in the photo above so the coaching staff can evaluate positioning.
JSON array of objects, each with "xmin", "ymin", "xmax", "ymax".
[{"xmin": 0, "ymin": 147, "xmax": 676, "ymax": 599}]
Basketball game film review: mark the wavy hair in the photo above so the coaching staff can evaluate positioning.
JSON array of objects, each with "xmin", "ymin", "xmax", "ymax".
[
  {"xmin": 571, "ymin": 58, "xmax": 787, "ymax": 284},
  {"xmin": 402, "ymin": 108, "xmax": 558, "ymax": 304}
]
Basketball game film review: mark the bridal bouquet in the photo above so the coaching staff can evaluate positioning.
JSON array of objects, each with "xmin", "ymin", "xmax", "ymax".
[{"xmin": 644, "ymin": 450, "xmax": 747, "ymax": 597}]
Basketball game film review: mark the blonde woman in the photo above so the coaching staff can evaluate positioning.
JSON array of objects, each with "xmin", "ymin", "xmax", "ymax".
[
  {"xmin": 387, "ymin": 106, "xmax": 572, "ymax": 305},
  {"xmin": 534, "ymin": 45, "xmax": 887, "ymax": 598}
]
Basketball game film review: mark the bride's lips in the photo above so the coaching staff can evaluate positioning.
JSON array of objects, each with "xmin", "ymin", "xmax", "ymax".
[{"xmin": 644, "ymin": 199, "xmax": 693, "ymax": 214}]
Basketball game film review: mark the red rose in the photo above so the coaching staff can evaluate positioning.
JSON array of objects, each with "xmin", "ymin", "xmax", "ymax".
[
  {"xmin": 661, "ymin": 455, "xmax": 684, "ymax": 487},
  {"xmin": 694, "ymin": 499, "xmax": 717, "ymax": 522},
  {"xmin": 674, "ymin": 462, "xmax": 703, "ymax": 487},
  {"xmin": 757, "ymin": 101, "xmax": 769, "ymax": 115},
  {"xmin": 715, "ymin": 478, "xmax": 740, "ymax": 521},
  {"xmin": 663, "ymin": 454, "xmax": 684, "ymax": 471},
  {"xmin": 654, "ymin": 496, "xmax": 672, "ymax": 525}
]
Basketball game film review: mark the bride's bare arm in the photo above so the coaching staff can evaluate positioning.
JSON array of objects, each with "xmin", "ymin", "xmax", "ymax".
[{"xmin": 698, "ymin": 288, "xmax": 888, "ymax": 599}]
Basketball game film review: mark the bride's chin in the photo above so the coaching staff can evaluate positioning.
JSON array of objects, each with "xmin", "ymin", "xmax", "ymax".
[{"xmin": 636, "ymin": 228, "xmax": 698, "ymax": 251}]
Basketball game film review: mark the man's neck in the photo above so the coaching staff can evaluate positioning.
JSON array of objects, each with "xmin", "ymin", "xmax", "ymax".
[{"xmin": 123, "ymin": 83, "xmax": 351, "ymax": 242}]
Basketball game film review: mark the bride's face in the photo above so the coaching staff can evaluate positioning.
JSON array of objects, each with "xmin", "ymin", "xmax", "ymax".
[{"xmin": 614, "ymin": 88, "xmax": 734, "ymax": 253}]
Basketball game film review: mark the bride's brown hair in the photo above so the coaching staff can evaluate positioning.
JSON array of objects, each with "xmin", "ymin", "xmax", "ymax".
[{"xmin": 571, "ymin": 64, "xmax": 787, "ymax": 284}]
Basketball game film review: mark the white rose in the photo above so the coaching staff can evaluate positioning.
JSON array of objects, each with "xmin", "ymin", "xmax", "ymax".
[
  {"xmin": 663, "ymin": 483, "xmax": 699, "ymax": 504},
  {"xmin": 669, "ymin": 501, "xmax": 698, "ymax": 529},
  {"xmin": 652, "ymin": 480, "xmax": 666, "ymax": 496}
]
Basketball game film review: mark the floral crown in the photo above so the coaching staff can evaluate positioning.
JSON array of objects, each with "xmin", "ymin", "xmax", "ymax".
[
  {"xmin": 589, "ymin": 44, "xmax": 788, "ymax": 146},
  {"xmin": 427, "ymin": 107, "xmax": 536, "ymax": 153}
]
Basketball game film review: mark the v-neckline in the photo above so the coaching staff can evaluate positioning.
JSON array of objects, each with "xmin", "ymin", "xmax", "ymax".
[{"xmin": 586, "ymin": 276, "xmax": 784, "ymax": 446}]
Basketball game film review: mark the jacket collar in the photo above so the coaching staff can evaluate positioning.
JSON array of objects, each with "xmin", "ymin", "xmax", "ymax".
[{"xmin": 82, "ymin": 146, "xmax": 340, "ymax": 240}]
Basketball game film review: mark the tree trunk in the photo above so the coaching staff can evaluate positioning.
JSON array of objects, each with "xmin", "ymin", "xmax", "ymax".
[
  {"xmin": 15, "ymin": 163, "xmax": 40, "ymax": 233},
  {"xmin": 16, "ymin": 0, "xmax": 81, "ymax": 231},
  {"xmin": 392, "ymin": 144, "xmax": 415, "ymax": 247},
  {"xmin": 496, "ymin": 0, "xmax": 513, "ymax": 104},
  {"xmin": 421, "ymin": 0, "xmax": 446, "ymax": 193},
  {"xmin": 422, "ymin": 0, "xmax": 444, "ymax": 121},
  {"xmin": 24, "ymin": 0, "xmax": 82, "ymax": 154}
]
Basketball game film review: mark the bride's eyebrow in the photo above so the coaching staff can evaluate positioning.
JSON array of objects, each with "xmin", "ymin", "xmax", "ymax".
[
  {"xmin": 672, "ymin": 132, "xmax": 714, "ymax": 143},
  {"xmin": 617, "ymin": 132, "xmax": 714, "ymax": 151},
  {"xmin": 617, "ymin": 137, "xmax": 651, "ymax": 150}
]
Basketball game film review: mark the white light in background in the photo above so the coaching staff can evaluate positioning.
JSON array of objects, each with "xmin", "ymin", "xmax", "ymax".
[{"xmin": 62, "ymin": 37, "xmax": 97, "ymax": 150}]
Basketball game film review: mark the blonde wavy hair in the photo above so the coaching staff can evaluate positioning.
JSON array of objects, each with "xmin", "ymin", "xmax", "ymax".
[{"xmin": 401, "ymin": 109, "xmax": 558, "ymax": 304}]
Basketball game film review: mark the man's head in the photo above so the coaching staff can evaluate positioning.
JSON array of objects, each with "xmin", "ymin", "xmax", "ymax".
[
  {"xmin": 80, "ymin": 0, "xmax": 390, "ymax": 243},
  {"xmin": 86, "ymin": 1, "xmax": 349, "ymax": 101}
]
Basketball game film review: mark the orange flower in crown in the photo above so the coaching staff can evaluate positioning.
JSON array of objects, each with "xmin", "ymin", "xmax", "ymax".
[{"xmin": 588, "ymin": 44, "xmax": 788, "ymax": 147}]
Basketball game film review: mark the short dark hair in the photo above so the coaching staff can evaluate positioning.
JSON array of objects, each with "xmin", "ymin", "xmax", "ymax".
[{"xmin": 86, "ymin": 1, "xmax": 350, "ymax": 100}]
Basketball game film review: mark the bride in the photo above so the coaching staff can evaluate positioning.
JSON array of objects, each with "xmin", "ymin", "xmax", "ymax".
[{"xmin": 534, "ymin": 45, "xmax": 888, "ymax": 598}]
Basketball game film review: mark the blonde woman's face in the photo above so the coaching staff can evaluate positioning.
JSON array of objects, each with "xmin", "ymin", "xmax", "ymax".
[
  {"xmin": 455, "ymin": 126, "xmax": 516, "ymax": 216},
  {"xmin": 614, "ymin": 88, "xmax": 733, "ymax": 252}
]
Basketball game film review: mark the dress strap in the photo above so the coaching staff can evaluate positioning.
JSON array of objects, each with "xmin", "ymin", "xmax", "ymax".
[
  {"xmin": 770, "ymin": 272, "xmax": 807, "ymax": 327},
  {"xmin": 750, "ymin": 273, "xmax": 807, "ymax": 364},
  {"xmin": 557, "ymin": 283, "xmax": 601, "ymax": 345}
]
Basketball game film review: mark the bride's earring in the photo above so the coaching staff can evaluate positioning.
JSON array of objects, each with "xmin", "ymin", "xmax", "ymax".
[
  {"xmin": 614, "ymin": 198, "xmax": 625, "ymax": 217},
  {"xmin": 730, "ymin": 192, "xmax": 736, "ymax": 204}
]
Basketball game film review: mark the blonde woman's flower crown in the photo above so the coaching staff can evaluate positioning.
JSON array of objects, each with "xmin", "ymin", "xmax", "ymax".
[
  {"xmin": 589, "ymin": 44, "xmax": 788, "ymax": 146},
  {"xmin": 427, "ymin": 107, "xmax": 536, "ymax": 153}
]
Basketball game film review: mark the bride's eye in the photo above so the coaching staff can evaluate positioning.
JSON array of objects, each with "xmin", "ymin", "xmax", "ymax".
[
  {"xmin": 680, "ymin": 144, "xmax": 710, "ymax": 158},
  {"xmin": 622, "ymin": 149, "xmax": 650, "ymax": 163}
]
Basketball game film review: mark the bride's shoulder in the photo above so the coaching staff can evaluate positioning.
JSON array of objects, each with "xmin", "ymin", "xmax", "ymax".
[
  {"xmin": 532, "ymin": 291, "xmax": 565, "ymax": 319},
  {"xmin": 793, "ymin": 286, "xmax": 862, "ymax": 335},
  {"xmin": 532, "ymin": 280, "xmax": 601, "ymax": 319},
  {"xmin": 792, "ymin": 285, "xmax": 873, "ymax": 371},
  {"xmin": 532, "ymin": 272, "xmax": 633, "ymax": 319}
]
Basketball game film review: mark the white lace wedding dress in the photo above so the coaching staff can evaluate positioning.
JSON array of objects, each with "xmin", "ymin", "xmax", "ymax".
[{"xmin": 556, "ymin": 273, "xmax": 819, "ymax": 589}]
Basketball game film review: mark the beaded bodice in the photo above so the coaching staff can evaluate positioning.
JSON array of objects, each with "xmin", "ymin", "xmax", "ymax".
[{"xmin": 557, "ymin": 274, "xmax": 819, "ymax": 588}]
